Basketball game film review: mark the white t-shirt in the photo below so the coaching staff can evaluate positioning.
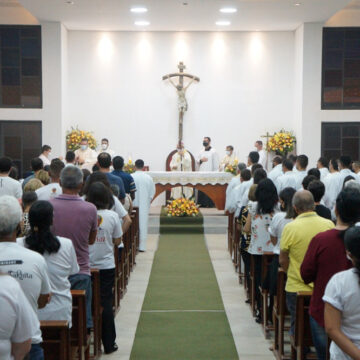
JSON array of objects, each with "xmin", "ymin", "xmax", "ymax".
[
  {"xmin": 39, "ymin": 154, "xmax": 51, "ymax": 167},
  {"xmin": 323, "ymin": 268, "xmax": 360, "ymax": 360},
  {"xmin": 0, "ymin": 242, "xmax": 51, "ymax": 344},
  {"xmin": 35, "ymin": 183, "xmax": 62, "ymax": 201},
  {"xmin": 0, "ymin": 177, "xmax": 22, "ymax": 199},
  {"xmin": 268, "ymin": 212, "xmax": 292, "ymax": 255},
  {"xmin": 275, "ymin": 171, "xmax": 297, "ymax": 194},
  {"xmin": 17, "ymin": 237, "xmax": 79, "ymax": 327},
  {"xmin": 89, "ymin": 209, "xmax": 122, "ymax": 269},
  {"xmin": 0, "ymin": 275, "xmax": 39, "ymax": 360}
]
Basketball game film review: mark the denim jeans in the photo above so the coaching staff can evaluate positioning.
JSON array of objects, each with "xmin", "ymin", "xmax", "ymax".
[
  {"xmin": 309, "ymin": 315, "xmax": 327, "ymax": 360},
  {"xmin": 286, "ymin": 291, "xmax": 297, "ymax": 336},
  {"xmin": 69, "ymin": 273, "xmax": 93, "ymax": 328},
  {"xmin": 28, "ymin": 343, "xmax": 44, "ymax": 360}
]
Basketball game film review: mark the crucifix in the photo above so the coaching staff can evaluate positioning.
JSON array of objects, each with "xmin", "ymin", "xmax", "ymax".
[{"xmin": 163, "ymin": 62, "xmax": 200, "ymax": 144}]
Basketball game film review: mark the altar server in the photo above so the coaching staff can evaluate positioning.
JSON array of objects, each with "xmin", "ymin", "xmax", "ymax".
[
  {"xmin": 197, "ymin": 137, "xmax": 220, "ymax": 172},
  {"xmin": 132, "ymin": 159, "xmax": 155, "ymax": 252},
  {"xmin": 317, "ymin": 157, "xmax": 330, "ymax": 181},
  {"xmin": 98, "ymin": 138, "xmax": 115, "ymax": 159},
  {"xmin": 255, "ymin": 140, "xmax": 267, "ymax": 168},
  {"xmin": 170, "ymin": 142, "xmax": 193, "ymax": 199}
]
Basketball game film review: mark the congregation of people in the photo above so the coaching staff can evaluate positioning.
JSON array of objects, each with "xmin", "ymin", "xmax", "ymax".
[
  {"xmin": 0, "ymin": 137, "xmax": 155, "ymax": 360},
  {"xmin": 225, "ymin": 147, "xmax": 360, "ymax": 360}
]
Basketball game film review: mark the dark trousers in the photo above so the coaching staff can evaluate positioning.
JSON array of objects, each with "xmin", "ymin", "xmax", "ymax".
[
  {"xmin": 26, "ymin": 344, "xmax": 44, "ymax": 360},
  {"xmin": 309, "ymin": 315, "xmax": 327, "ymax": 360},
  {"xmin": 100, "ymin": 268, "xmax": 116, "ymax": 352},
  {"xmin": 197, "ymin": 191, "xmax": 214, "ymax": 208},
  {"xmin": 253, "ymin": 254, "xmax": 263, "ymax": 313},
  {"xmin": 286, "ymin": 291, "xmax": 297, "ymax": 336},
  {"xmin": 241, "ymin": 249, "xmax": 251, "ymax": 296}
]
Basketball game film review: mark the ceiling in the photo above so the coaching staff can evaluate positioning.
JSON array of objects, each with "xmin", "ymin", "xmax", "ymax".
[{"xmin": 14, "ymin": 0, "xmax": 353, "ymax": 31}]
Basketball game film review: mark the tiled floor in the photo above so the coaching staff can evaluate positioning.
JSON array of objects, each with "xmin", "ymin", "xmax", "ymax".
[{"xmin": 102, "ymin": 206, "xmax": 274, "ymax": 360}]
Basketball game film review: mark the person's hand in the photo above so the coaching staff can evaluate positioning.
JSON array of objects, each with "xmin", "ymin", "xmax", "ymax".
[
  {"xmin": 201, "ymin": 157, "xmax": 208, "ymax": 162},
  {"xmin": 58, "ymin": 156, "xmax": 64, "ymax": 161},
  {"xmin": 172, "ymin": 166, "xmax": 178, "ymax": 170}
]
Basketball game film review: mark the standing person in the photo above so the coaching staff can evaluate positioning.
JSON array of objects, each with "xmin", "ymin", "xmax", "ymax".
[
  {"xmin": 50, "ymin": 166, "xmax": 98, "ymax": 330},
  {"xmin": 0, "ymin": 157, "xmax": 22, "ymax": 199},
  {"xmin": 132, "ymin": 159, "xmax": 155, "ymax": 252},
  {"xmin": 197, "ymin": 137, "xmax": 219, "ymax": 207},
  {"xmin": 20, "ymin": 191, "xmax": 38, "ymax": 237},
  {"xmin": 268, "ymin": 156, "xmax": 283, "ymax": 183},
  {"xmin": 74, "ymin": 138, "xmax": 98, "ymax": 170},
  {"xmin": 317, "ymin": 157, "xmax": 330, "ymax": 181},
  {"xmin": 323, "ymin": 158, "xmax": 341, "ymax": 209},
  {"xmin": 247, "ymin": 151, "xmax": 260, "ymax": 170},
  {"xmin": 86, "ymin": 182, "xmax": 122, "ymax": 354},
  {"xmin": 275, "ymin": 159, "xmax": 297, "ymax": 193},
  {"xmin": 65, "ymin": 151, "xmax": 76, "ymax": 166},
  {"xmin": 308, "ymin": 180, "xmax": 331, "ymax": 220},
  {"xmin": 22, "ymin": 158, "xmax": 44, "ymax": 189},
  {"xmin": 112, "ymin": 156, "xmax": 137, "ymax": 200},
  {"xmin": 323, "ymin": 226, "xmax": 360, "ymax": 360},
  {"xmin": 255, "ymin": 140, "xmax": 266, "ymax": 168},
  {"xmin": 18, "ymin": 201, "xmax": 79, "ymax": 326},
  {"xmin": 0, "ymin": 196, "xmax": 51, "ymax": 360},
  {"xmin": 280, "ymin": 190, "xmax": 334, "ymax": 336},
  {"xmin": 38, "ymin": 145, "xmax": 52, "ymax": 167},
  {"xmin": 337, "ymin": 156, "xmax": 353, "ymax": 195},
  {"xmin": 294, "ymin": 155, "xmax": 308, "ymax": 190},
  {"xmin": 170, "ymin": 142, "xmax": 193, "ymax": 199},
  {"xmin": 98, "ymin": 138, "xmax": 115, "ymax": 158},
  {"xmin": 35, "ymin": 159, "xmax": 65, "ymax": 201},
  {"xmin": 224, "ymin": 163, "xmax": 247, "ymax": 212},
  {"xmin": 220, "ymin": 145, "xmax": 237, "ymax": 171},
  {"xmin": 301, "ymin": 188, "xmax": 360, "ymax": 360}
]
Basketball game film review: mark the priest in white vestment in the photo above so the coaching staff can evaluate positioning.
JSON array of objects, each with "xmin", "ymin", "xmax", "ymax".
[
  {"xmin": 268, "ymin": 156, "xmax": 283, "ymax": 183},
  {"xmin": 317, "ymin": 157, "xmax": 330, "ymax": 181},
  {"xmin": 132, "ymin": 159, "xmax": 155, "ymax": 252},
  {"xmin": 74, "ymin": 138, "xmax": 98, "ymax": 170},
  {"xmin": 293, "ymin": 154, "xmax": 308, "ymax": 190},
  {"xmin": 255, "ymin": 140, "xmax": 267, "ymax": 169},
  {"xmin": 220, "ymin": 145, "xmax": 237, "ymax": 171},
  {"xmin": 170, "ymin": 143, "xmax": 193, "ymax": 199},
  {"xmin": 98, "ymin": 138, "xmax": 115, "ymax": 158},
  {"xmin": 275, "ymin": 159, "xmax": 297, "ymax": 193}
]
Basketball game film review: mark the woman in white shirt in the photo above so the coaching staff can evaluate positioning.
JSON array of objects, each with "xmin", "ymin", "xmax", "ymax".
[
  {"xmin": 323, "ymin": 226, "xmax": 360, "ymax": 360},
  {"xmin": 86, "ymin": 182, "xmax": 122, "ymax": 355},
  {"xmin": 18, "ymin": 200, "xmax": 79, "ymax": 327},
  {"xmin": 244, "ymin": 178, "xmax": 279, "ymax": 322}
]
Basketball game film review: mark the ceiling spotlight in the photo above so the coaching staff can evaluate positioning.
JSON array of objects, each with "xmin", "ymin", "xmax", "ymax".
[
  {"xmin": 220, "ymin": 7, "xmax": 237, "ymax": 13},
  {"xmin": 134, "ymin": 20, "xmax": 150, "ymax": 26},
  {"xmin": 66, "ymin": 0, "xmax": 74, "ymax": 4},
  {"xmin": 216, "ymin": 20, "xmax": 231, "ymax": 26},
  {"xmin": 294, "ymin": 2, "xmax": 301, "ymax": 5},
  {"xmin": 130, "ymin": 7, "xmax": 148, "ymax": 13}
]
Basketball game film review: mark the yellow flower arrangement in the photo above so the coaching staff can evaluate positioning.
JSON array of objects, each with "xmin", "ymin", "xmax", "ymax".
[
  {"xmin": 66, "ymin": 127, "xmax": 97, "ymax": 151},
  {"xmin": 167, "ymin": 198, "xmax": 199, "ymax": 217},
  {"xmin": 266, "ymin": 130, "xmax": 296, "ymax": 156}
]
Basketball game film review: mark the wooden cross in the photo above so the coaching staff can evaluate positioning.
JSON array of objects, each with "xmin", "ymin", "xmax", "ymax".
[{"xmin": 163, "ymin": 62, "xmax": 200, "ymax": 144}]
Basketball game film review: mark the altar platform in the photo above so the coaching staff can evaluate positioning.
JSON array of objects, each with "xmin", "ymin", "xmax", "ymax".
[{"xmin": 147, "ymin": 171, "xmax": 234, "ymax": 210}]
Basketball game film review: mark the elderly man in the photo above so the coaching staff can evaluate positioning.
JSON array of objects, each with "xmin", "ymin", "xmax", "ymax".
[
  {"xmin": 0, "ymin": 196, "xmax": 51, "ymax": 360},
  {"xmin": 0, "ymin": 157, "xmax": 22, "ymax": 199},
  {"xmin": 50, "ymin": 166, "xmax": 97, "ymax": 329},
  {"xmin": 74, "ymin": 138, "xmax": 98, "ymax": 170},
  {"xmin": 280, "ymin": 190, "xmax": 334, "ymax": 336}
]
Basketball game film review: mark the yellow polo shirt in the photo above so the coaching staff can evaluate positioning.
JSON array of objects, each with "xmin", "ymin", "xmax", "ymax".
[{"xmin": 280, "ymin": 212, "xmax": 334, "ymax": 293}]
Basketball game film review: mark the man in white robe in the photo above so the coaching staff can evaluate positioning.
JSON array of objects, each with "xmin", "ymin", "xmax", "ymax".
[
  {"xmin": 220, "ymin": 145, "xmax": 237, "ymax": 171},
  {"xmin": 224, "ymin": 163, "xmax": 246, "ymax": 212},
  {"xmin": 170, "ymin": 143, "xmax": 193, "ymax": 199},
  {"xmin": 74, "ymin": 138, "xmax": 98, "ymax": 170},
  {"xmin": 275, "ymin": 159, "xmax": 297, "ymax": 194},
  {"xmin": 268, "ymin": 156, "xmax": 283, "ymax": 183},
  {"xmin": 255, "ymin": 140, "xmax": 267, "ymax": 169},
  {"xmin": 132, "ymin": 159, "xmax": 155, "ymax": 252},
  {"xmin": 247, "ymin": 151, "xmax": 260, "ymax": 170},
  {"xmin": 322, "ymin": 158, "xmax": 340, "ymax": 209},
  {"xmin": 197, "ymin": 137, "xmax": 219, "ymax": 207},
  {"xmin": 294, "ymin": 154, "xmax": 308, "ymax": 190},
  {"xmin": 98, "ymin": 138, "xmax": 115, "ymax": 158},
  {"xmin": 317, "ymin": 157, "xmax": 330, "ymax": 181}
]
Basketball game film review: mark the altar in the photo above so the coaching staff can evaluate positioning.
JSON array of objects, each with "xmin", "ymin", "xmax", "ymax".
[{"xmin": 147, "ymin": 171, "xmax": 234, "ymax": 210}]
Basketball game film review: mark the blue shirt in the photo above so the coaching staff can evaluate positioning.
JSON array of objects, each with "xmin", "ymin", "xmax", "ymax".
[
  {"xmin": 105, "ymin": 173, "xmax": 126, "ymax": 200},
  {"xmin": 111, "ymin": 170, "xmax": 136, "ymax": 195}
]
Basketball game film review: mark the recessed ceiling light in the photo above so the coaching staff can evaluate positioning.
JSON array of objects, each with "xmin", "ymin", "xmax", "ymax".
[
  {"xmin": 294, "ymin": 2, "xmax": 301, "ymax": 6},
  {"xmin": 130, "ymin": 7, "xmax": 148, "ymax": 13},
  {"xmin": 134, "ymin": 20, "xmax": 150, "ymax": 26},
  {"xmin": 216, "ymin": 20, "xmax": 231, "ymax": 26},
  {"xmin": 66, "ymin": 0, "xmax": 74, "ymax": 4},
  {"xmin": 220, "ymin": 7, "xmax": 237, "ymax": 14}
]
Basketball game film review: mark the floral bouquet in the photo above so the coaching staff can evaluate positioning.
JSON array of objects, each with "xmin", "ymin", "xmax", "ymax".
[
  {"xmin": 225, "ymin": 163, "xmax": 237, "ymax": 175},
  {"xmin": 267, "ymin": 130, "xmax": 296, "ymax": 156},
  {"xmin": 124, "ymin": 159, "xmax": 136, "ymax": 174},
  {"xmin": 167, "ymin": 198, "xmax": 199, "ymax": 217},
  {"xmin": 66, "ymin": 127, "xmax": 97, "ymax": 151}
]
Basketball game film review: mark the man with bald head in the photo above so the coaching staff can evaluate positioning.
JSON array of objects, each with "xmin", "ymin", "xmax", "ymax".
[{"xmin": 279, "ymin": 190, "xmax": 334, "ymax": 336}]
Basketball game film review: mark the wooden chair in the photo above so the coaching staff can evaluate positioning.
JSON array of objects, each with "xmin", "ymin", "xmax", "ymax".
[
  {"xmin": 273, "ymin": 268, "xmax": 290, "ymax": 360},
  {"xmin": 40, "ymin": 320, "xmax": 70, "ymax": 360},
  {"xmin": 91, "ymin": 269, "xmax": 102, "ymax": 359},
  {"xmin": 290, "ymin": 292, "xmax": 313, "ymax": 360},
  {"xmin": 70, "ymin": 290, "xmax": 90, "ymax": 360}
]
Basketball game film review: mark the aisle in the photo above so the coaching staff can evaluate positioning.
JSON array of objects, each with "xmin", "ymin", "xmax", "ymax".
[{"xmin": 129, "ymin": 210, "xmax": 238, "ymax": 360}]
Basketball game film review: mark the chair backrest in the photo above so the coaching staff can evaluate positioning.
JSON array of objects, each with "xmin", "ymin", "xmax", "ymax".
[
  {"xmin": 294, "ymin": 292, "xmax": 313, "ymax": 347},
  {"xmin": 70, "ymin": 290, "xmax": 87, "ymax": 347},
  {"xmin": 40, "ymin": 320, "xmax": 70, "ymax": 360},
  {"xmin": 275, "ymin": 268, "xmax": 288, "ymax": 315},
  {"xmin": 261, "ymin": 253, "xmax": 274, "ymax": 282}
]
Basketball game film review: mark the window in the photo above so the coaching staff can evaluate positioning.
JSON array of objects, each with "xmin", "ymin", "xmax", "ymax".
[
  {"xmin": 322, "ymin": 122, "xmax": 360, "ymax": 161},
  {"xmin": 0, "ymin": 26, "xmax": 42, "ymax": 108},
  {"xmin": 322, "ymin": 28, "xmax": 360, "ymax": 109}
]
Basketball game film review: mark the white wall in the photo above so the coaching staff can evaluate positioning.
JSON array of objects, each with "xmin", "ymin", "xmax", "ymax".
[{"xmin": 66, "ymin": 31, "xmax": 295, "ymax": 169}]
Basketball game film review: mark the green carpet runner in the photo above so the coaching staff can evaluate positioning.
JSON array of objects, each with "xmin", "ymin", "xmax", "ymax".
[{"xmin": 130, "ymin": 210, "xmax": 238, "ymax": 360}]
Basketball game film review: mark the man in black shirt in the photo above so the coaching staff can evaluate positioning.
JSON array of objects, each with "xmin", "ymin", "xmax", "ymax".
[{"xmin": 308, "ymin": 180, "xmax": 331, "ymax": 220}]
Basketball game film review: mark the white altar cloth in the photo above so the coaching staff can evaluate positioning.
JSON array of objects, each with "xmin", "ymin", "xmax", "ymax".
[{"xmin": 147, "ymin": 171, "xmax": 233, "ymax": 186}]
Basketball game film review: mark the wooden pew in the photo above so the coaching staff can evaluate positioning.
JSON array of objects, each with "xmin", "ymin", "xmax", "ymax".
[
  {"xmin": 249, "ymin": 254, "xmax": 256, "ymax": 316},
  {"xmin": 273, "ymin": 268, "xmax": 290, "ymax": 360},
  {"xmin": 91, "ymin": 269, "xmax": 102, "ymax": 359},
  {"xmin": 290, "ymin": 292, "xmax": 313, "ymax": 360},
  {"xmin": 130, "ymin": 212, "xmax": 136, "ymax": 269},
  {"xmin": 232, "ymin": 217, "xmax": 241, "ymax": 273},
  {"xmin": 70, "ymin": 290, "xmax": 90, "ymax": 360},
  {"xmin": 132, "ymin": 206, "xmax": 140, "ymax": 253},
  {"xmin": 114, "ymin": 244, "xmax": 123, "ymax": 310},
  {"xmin": 40, "ymin": 320, "xmax": 70, "ymax": 360},
  {"xmin": 227, "ymin": 212, "xmax": 234, "ymax": 256}
]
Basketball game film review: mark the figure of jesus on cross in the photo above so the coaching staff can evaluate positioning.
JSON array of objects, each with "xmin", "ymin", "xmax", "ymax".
[{"xmin": 163, "ymin": 62, "xmax": 200, "ymax": 143}]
